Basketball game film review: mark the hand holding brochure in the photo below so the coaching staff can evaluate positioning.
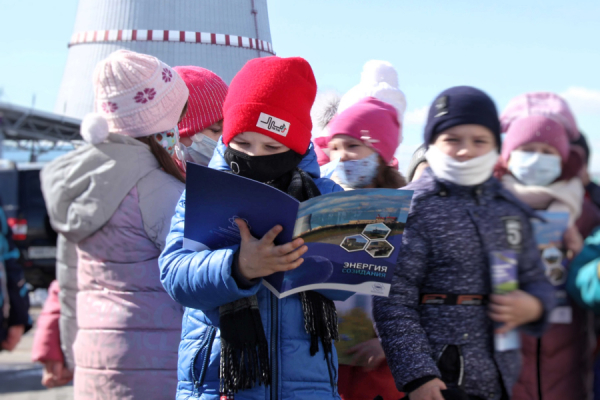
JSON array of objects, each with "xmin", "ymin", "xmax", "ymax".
[
  {"xmin": 183, "ymin": 163, "xmax": 413, "ymax": 299},
  {"xmin": 490, "ymin": 250, "xmax": 520, "ymax": 352}
]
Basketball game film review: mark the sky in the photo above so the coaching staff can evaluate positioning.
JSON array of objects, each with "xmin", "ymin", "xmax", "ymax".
[{"xmin": 1, "ymin": 0, "xmax": 599, "ymax": 170}]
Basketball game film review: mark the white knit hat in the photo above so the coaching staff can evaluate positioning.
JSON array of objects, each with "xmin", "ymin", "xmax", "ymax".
[
  {"xmin": 81, "ymin": 50, "xmax": 189, "ymax": 144},
  {"xmin": 338, "ymin": 60, "xmax": 407, "ymax": 126}
]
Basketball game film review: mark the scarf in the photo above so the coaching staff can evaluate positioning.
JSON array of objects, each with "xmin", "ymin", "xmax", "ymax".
[
  {"xmin": 426, "ymin": 146, "xmax": 499, "ymax": 187},
  {"xmin": 502, "ymin": 174, "xmax": 584, "ymax": 225},
  {"xmin": 219, "ymin": 168, "xmax": 339, "ymax": 395}
]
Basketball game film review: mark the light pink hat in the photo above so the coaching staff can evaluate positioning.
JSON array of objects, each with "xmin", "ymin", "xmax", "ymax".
[
  {"xmin": 81, "ymin": 50, "xmax": 189, "ymax": 144},
  {"xmin": 500, "ymin": 92, "xmax": 579, "ymax": 141}
]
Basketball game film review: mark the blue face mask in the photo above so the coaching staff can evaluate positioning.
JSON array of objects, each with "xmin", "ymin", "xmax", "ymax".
[
  {"xmin": 334, "ymin": 152, "xmax": 379, "ymax": 188},
  {"xmin": 508, "ymin": 151, "xmax": 562, "ymax": 186}
]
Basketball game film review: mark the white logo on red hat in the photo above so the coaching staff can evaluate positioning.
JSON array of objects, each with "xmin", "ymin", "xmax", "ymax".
[{"xmin": 257, "ymin": 112, "xmax": 290, "ymax": 137}]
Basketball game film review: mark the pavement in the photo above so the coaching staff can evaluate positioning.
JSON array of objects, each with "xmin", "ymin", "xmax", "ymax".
[{"xmin": 0, "ymin": 307, "xmax": 74, "ymax": 400}]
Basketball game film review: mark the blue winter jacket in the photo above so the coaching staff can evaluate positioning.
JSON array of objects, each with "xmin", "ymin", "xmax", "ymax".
[
  {"xmin": 159, "ymin": 140, "xmax": 343, "ymax": 400},
  {"xmin": 373, "ymin": 169, "xmax": 555, "ymax": 400},
  {"xmin": 567, "ymin": 226, "xmax": 600, "ymax": 313}
]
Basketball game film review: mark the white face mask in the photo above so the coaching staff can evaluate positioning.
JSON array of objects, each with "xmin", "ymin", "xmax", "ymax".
[
  {"xmin": 508, "ymin": 151, "xmax": 562, "ymax": 187},
  {"xmin": 185, "ymin": 133, "xmax": 218, "ymax": 166},
  {"xmin": 425, "ymin": 145, "xmax": 499, "ymax": 186},
  {"xmin": 334, "ymin": 152, "xmax": 380, "ymax": 188}
]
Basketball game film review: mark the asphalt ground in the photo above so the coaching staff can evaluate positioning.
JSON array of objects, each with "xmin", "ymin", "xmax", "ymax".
[{"xmin": 0, "ymin": 307, "xmax": 74, "ymax": 400}]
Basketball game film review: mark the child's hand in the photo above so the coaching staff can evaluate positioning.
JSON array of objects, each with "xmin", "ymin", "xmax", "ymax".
[
  {"xmin": 408, "ymin": 378, "xmax": 447, "ymax": 400},
  {"xmin": 488, "ymin": 290, "xmax": 543, "ymax": 334},
  {"xmin": 41, "ymin": 361, "xmax": 73, "ymax": 388},
  {"xmin": 347, "ymin": 338, "xmax": 386, "ymax": 371},
  {"xmin": 1, "ymin": 325, "xmax": 24, "ymax": 351},
  {"xmin": 236, "ymin": 219, "xmax": 308, "ymax": 280}
]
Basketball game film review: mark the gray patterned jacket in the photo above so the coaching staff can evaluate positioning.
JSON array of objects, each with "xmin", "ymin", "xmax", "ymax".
[{"xmin": 373, "ymin": 168, "xmax": 556, "ymax": 400}]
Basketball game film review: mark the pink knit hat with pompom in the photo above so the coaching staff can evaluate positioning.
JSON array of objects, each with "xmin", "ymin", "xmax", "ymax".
[
  {"xmin": 326, "ymin": 97, "xmax": 400, "ymax": 164},
  {"xmin": 81, "ymin": 50, "xmax": 189, "ymax": 144}
]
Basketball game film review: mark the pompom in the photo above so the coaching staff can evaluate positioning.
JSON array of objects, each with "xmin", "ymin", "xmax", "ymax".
[
  {"xmin": 80, "ymin": 113, "xmax": 110, "ymax": 144},
  {"xmin": 360, "ymin": 60, "xmax": 398, "ymax": 88},
  {"xmin": 311, "ymin": 91, "xmax": 341, "ymax": 137},
  {"xmin": 338, "ymin": 60, "xmax": 407, "ymax": 123}
]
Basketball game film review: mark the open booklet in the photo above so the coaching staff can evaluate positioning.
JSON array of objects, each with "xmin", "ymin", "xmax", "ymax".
[{"xmin": 183, "ymin": 163, "xmax": 413, "ymax": 300}]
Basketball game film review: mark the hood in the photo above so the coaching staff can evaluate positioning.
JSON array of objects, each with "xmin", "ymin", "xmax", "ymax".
[
  {"xmin": 208, "ymin": 137, "xmax": 322, "ymax": 179},
  {"xmin": 41, "ymin": 133, "xmax": 161, "ymax": 243}
]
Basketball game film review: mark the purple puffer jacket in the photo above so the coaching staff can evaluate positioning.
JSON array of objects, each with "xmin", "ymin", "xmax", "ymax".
[{"xmin": 41, "ymin": 133, "xmax": 184, "ymax": 399}]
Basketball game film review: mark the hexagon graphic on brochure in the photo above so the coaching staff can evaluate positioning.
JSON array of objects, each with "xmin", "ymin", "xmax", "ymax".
[
  {"xmin": 341, "ymin": 234, "xmax": 369, "ymax": 252},
  {"xmin": 362, "ymin": 223, "xmax": 391, "ymax": 240},
  {"xmin": 366, "ymin": 239, "xmax": 394, "ymax": 258}
]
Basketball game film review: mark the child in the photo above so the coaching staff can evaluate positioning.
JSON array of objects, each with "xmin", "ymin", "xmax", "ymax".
[
  {"xmin": 497, "ymin": 113, "xmax": 595, "ymax": 400},
  {"xmin": 31, "ymin": 280, "xmax": 73, "ymax": 388},
  {"xmin": 325, "ymin": 97, "xmax": 406, "ymax": 399},
  {"xmin": 406, "ymin": 144, "xmax": 428, "ymax": 183},
  {"xmin": 0, "ymin": 198, "xmax": 30, "ymax": 352},
  {"xmin": 41, "ymin": 49, "xmax": 188, "ymax": 399},
  {"xmin": 159, "ymin": 56, "xmax": 343, "ymax": 400},
  {"xmin": 313, "ymin": 60, "xmax": 407, "ymax": 168},
  {"xmin": 326, "ymin": 97, "xmax": 406, "ymax": 190},
  {"xmin": 173, "ymin": 66, "xmax": 228, "ymax": 166},
  {"xmin": 373, "ymin": 86, "xmax": 555, "ymax": 400}
]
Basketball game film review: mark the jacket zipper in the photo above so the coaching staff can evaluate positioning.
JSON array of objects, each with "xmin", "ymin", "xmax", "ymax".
[
  {"xmin": 270, "ymin": 293, "xmax": 279, "ymax": 400},
  {"xmin": 191, "ymin": 325, "xmax": 216, "ymax": 396}
]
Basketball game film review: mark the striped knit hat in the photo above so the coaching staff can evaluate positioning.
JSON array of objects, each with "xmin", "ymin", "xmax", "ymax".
[{"xmin": 173, "ymin": 66, "xmax": 228, "ymax": 138}]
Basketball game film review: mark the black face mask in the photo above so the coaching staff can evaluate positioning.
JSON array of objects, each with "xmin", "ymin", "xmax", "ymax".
[{"xmin": 224, "ymin": 147, "xmax": 304, "ymax": 183}]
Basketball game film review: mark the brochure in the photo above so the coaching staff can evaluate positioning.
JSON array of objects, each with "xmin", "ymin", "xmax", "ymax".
[
  {"xmin": 530, "ymin": 211, "xmax": 571, "ymax": 324},
  {"xmin": 183, "ymin": 163, "xmax": 413, "ymax": 300},
  {"xmin": 335, "ymin": 294, "xmax": 375, "ymax": 365},
  {"xmin": 490, "ymin": 250, "xmax": 521, "ymax": 352}
]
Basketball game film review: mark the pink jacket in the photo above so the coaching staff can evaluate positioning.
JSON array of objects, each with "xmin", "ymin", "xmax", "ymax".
[
  {"xmin": 41, "ymin": 134, "xmax": 185, "ymax": 399},
  {"xmin": 31, "ymin": 280, "xmax": 63, "ymax": 364}
]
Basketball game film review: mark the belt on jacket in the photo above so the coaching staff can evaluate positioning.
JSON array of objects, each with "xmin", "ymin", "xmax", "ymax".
[{"xmin": 420, "ymin": 293, "xmax": 489, "ymax": 306}]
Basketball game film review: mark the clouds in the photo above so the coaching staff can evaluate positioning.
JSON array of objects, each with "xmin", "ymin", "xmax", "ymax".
[
  {"xmin": 403, "ymin": 106, "xmax": 429, "ymax": 126},
  {"xmin": 560, "ymin": 87, "xmax": 600, "ymax": 117}
]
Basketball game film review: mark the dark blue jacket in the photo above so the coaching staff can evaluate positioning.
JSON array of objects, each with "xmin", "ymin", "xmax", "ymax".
[
  {"xmin": 0, "ymin": 204, "xmax": 30, "ymax": 344},
  {"xmin": 159, "ymin": 141, "xmax": 343, "ymax": 399},
  {"xmin": 373, "ymin": 169, "xmax": 555, "ymax": 400}
]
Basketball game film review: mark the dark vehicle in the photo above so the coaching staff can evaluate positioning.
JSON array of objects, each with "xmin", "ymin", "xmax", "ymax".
[{"xmin": 0, "ymin": 160, "xmax": 57, "ymax": 288}]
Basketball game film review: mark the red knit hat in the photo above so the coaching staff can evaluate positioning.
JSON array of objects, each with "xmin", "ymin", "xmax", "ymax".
[
  {"xmin": 173, "ymin": 66, "xmax": 228, "ymax": 138},
  {"xmin": 222, "ymin": 57, "xmax": 317, "ymax": 155}
]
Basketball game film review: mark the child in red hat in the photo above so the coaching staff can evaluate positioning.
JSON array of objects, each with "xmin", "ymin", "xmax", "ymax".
[{"xmin": 160, "ymin": 56, "xmax": 344, "ymax": 400}]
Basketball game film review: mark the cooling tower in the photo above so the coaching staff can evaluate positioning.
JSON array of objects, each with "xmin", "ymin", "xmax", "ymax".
[{"xmin": 54, "ymin": 0, "xmax": 274, "ymax": 119}]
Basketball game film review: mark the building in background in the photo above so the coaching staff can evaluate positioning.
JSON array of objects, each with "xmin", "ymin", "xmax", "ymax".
[{"xmin": 55, "ymin": 0, "xmax": 274, "ymax": 119}]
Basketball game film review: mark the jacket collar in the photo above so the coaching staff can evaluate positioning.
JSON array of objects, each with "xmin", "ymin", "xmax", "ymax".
[
  {"xmin": 418, "ymin": 168, "xmax": 539, "ymax": 218},
  {"xmin": 420, "ymin": 167, "xmax": 499, "ymax": 198}
]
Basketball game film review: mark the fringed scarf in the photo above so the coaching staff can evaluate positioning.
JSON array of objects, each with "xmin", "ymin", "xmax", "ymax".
[{"xmin": 219, "ymin": 168, "xmax": 339, "ymax": 395}]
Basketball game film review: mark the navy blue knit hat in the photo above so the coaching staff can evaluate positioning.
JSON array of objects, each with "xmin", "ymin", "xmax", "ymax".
[{"xmin": 424, "ymin": 86, "xmax": 501, "ymax": 151}]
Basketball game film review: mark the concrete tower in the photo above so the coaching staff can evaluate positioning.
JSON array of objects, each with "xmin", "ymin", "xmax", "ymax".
[{"xmin": 55, "ymin": 0, "xmax": 274, "ymax": 119}]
